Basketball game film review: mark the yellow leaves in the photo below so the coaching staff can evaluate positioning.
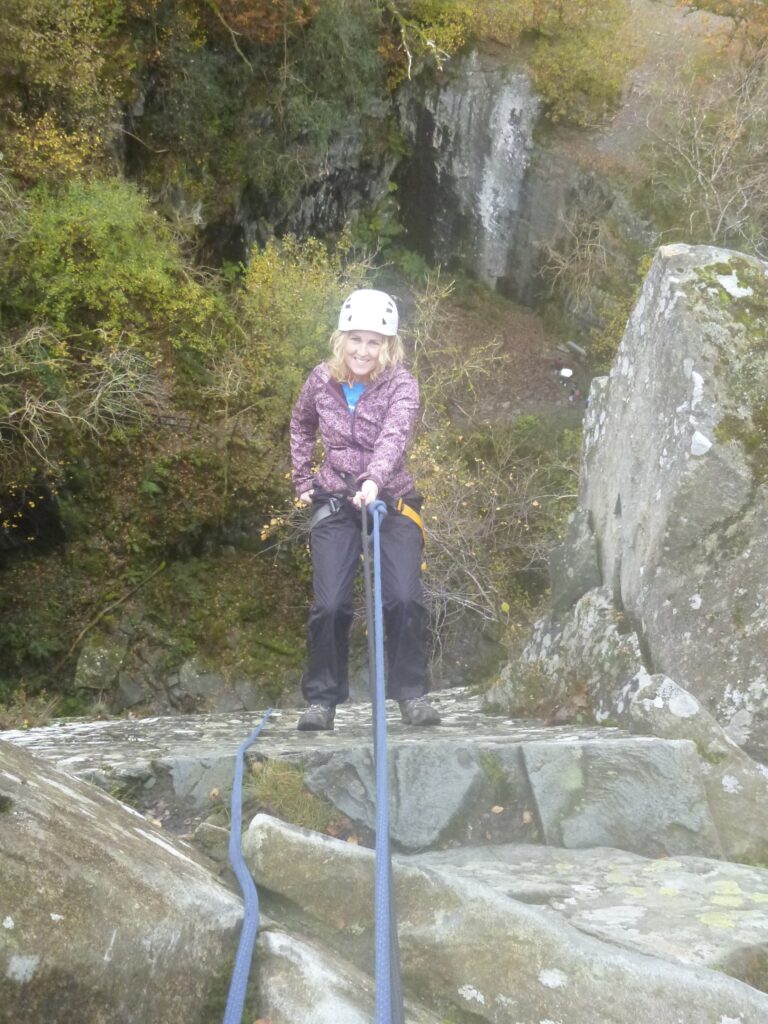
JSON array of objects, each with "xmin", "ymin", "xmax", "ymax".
[
  {"xmin": 7, "ymin": 111, "xmax": 103, "ymax": 183},
  {"xmin": 528, "ymin": 0, "xmax": 634, "ymax": 125}
]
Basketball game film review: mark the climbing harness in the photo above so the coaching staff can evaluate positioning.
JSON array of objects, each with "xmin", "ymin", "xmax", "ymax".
[
  {"xmin": 362, "ymin": 501, "xmax": 406, "ymax": 1024},
  {"xmin": 308, "ymin": 494, "xmax": 344, "ymax": 532},
  {"xmin": 394, "ymin": 496, "xmax": 426, "ymax": 546},
  {"xmin": 309, "ymin": 489, "xmax": 426, "ymax": 549},
  {"xmin": 222, "ymin": 707, "xmax": 273, "ymax": 1024}
]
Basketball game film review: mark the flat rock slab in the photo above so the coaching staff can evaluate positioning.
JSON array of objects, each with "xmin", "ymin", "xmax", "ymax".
[
  {"xmin": 0, "ymin": 690, "xmax": 617, "ymax": 819},
  {"xmin": 413, "ymin": 843, "xmax": 768, "ymax": 991},
  {"xmin": 2, "ymin": 692, "xmax": 724, "ymax": 858}
]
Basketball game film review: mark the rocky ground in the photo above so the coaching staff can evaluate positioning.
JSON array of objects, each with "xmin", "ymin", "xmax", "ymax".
[
  {"xmin": 5, "ymin": 688, "xmax": 768, "ymax": 1023},
  {"xmin": 437, "ymin": 294, "xmax": 584, "ymax": 420}
]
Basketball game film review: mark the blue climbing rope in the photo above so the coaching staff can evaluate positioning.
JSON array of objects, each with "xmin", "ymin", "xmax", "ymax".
[
  {"xmin": 222, "ymin": 499, "xmax": 402, "ymax": 1024},
  {"xmin": 368, "ymin": 499, "xmax": 406, "ymax": 1024},
  {"xmin": 222, "ymin": 707, "xmax": 273, "ymax": 1024}
]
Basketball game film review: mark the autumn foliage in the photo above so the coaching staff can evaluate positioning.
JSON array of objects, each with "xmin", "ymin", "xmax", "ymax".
[{"xmin": 201, "ymin": 0, "xmax": 319, "ymax": 46}]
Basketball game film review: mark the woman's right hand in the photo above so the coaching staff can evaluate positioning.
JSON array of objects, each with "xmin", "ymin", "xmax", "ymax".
[{"xmin": 299, "ymin": 489, "xmax": 314, "ymax": 504}]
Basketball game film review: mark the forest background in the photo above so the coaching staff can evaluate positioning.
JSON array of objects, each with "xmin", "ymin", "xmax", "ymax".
[{"xmin": 1, "ymin": 0, "xmax": 766, "ymax": 724}]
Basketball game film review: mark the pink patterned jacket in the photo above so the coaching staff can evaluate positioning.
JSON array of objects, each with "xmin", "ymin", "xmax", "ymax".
[{"xmin": 290, "ymin": 361, "xmax": 420, "ymax": 501}]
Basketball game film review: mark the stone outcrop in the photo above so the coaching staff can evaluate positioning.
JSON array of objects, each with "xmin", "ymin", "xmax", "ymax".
[
  {"xmin": 0, "ymin": 739, "xmax": 242, "ymax": 1024},
  {"xmin": 6, "ymin": 697, "xmax": 768, "ymax": 1021},
  {"xmin": 485, "ymin": 586, "xmax": 645, "ymax": 721},
  {"xmin": 4, "ymin": 693, "xmax": 734, "ymax": 860},
  {"xmin": 245, "ymin": 814, "xmax": 768, "ymax": 1024},
  {"xmin": 397, "ymin": 49, "xmax": 539, "ymax": 288},
  {"xmin": 584, "ymin": 245, "xmax": 768, "ymax": 755},
  {"xmin": 622, "ymin": 672, "xmax": 768, "ymax": 863},
  {"xmin": 489, "ymin": 244, "xmax": 768, "ymax": 764}
]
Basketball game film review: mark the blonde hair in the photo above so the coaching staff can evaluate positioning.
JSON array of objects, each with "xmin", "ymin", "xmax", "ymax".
[{"xmin": 327, "ymin": 329, "xmax": 405, "ymax": 382}]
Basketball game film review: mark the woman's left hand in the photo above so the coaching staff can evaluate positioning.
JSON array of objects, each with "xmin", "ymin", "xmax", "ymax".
[{"xmin": 352, "ymin": 480, "xmax": 379, "ymax": 508}]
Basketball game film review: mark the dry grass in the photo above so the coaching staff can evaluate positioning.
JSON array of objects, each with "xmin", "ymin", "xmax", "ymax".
[{"xmin": 249, "ymin": 758, "xmax": 340, "ymax": 834}]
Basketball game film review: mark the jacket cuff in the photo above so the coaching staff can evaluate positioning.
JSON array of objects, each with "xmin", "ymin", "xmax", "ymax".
[{"xmin": 357, "ymin": 472, "xmax": 383, "ymax": 491}]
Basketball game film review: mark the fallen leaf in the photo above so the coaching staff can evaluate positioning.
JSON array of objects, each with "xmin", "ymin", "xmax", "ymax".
[
  {"xmin": 522, "ymin": 809, "xmax": 533, "ymax": 825},
  {"xmin": 490, "ymin": 805, "xmax": 504, "ymax": 815}
]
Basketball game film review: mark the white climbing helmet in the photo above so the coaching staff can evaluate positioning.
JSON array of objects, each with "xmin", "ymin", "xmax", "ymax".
[{"xmin": 337, "ymin": 289, "xmax": 398, "ymax": 336}]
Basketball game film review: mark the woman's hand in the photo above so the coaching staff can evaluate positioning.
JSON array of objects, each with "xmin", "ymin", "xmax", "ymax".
[
  {"xmin": 352, "ymin": 480, "xmax": 378, "ymax": 508},
  {"xmin": 298, "ymin": 489, "xmax": 314, "ymax": 504}
]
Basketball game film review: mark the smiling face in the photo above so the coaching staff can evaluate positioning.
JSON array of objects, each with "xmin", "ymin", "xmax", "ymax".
[{"xmin": 341, "ymin": 330, "xmax": 386, "ymax": 382}]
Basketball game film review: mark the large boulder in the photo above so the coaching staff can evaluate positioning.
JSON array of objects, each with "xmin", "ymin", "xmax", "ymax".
[
  {"xmin": 521, "ymin": 736, "xmax": 722, "ymax": 858},
  {"xmin": 304, "ymin": 739, "xmax": 492, "ymax": 851},
  {"xmin": 485, "ymin": 586, "xmax": 645, "ymax": 720},
  {"xmin": 622, "ymin": 672, "xmax": 768, "ymax": 863},
  {"xmin": 255, "ymin": 927, "xmax": 442, "ymax": 1024},
  {"xmin": 0, "ymin": 739, "xmax": 242, "ymax": 1024},
  {"xmin": 245, "ymin": 814, "xmax": 768, "ymax": 1024},
  {"xmin": 490, "ymin": 244, "xmax": 768, "ymax": 761},
  {"xmin": 582, "ymin": 244, "xmax": 768, "ymax": 757}
]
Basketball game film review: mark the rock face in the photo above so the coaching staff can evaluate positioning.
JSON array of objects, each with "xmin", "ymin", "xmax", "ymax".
[
  {"xmin": 486, "ymin": 586, "xmax": 645, "ymax": 721},
  {"xmin": 397, "ymin": 49, "xmax": 539, "ymax": 287},
  {"xmin": 245, "ymin": 814, "xmax": 768, "ymax": 1024},
  {"xmin": 0, "ymin": 739, "xmax": 242, "ymax": 1024},
  {"xmin": 583, "ymin": 244, "xmax": 768, "ymax": 756},
  {"xmin": 623, "ymin": 673, "xmax": 768, "ymax": 863},
  {"xmin": 305, "ymin": 728, "xmax": 723, "ymax": 859},
  {"xmin": 490, "ymin": 244, "xmax": 768, "ymax": 762}
]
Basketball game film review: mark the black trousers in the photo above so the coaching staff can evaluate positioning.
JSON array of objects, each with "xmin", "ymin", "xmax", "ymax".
[{"xmin": 302, "ymin": 501, "xmax": 428, "ymax": 707}]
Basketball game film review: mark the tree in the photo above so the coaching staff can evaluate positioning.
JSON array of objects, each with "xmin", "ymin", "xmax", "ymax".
[
  {"xmin": 646, "ymin": 58, "xmax": 768, "ymax": 257},
  {"xmin": 683, "ymin": 1, "xmax": 768, "ymax": 59}
]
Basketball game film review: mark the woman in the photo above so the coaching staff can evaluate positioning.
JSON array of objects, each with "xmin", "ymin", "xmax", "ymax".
[{"xmin": 290, "ymin": 288, "xmax": 440, "ymax": 731}]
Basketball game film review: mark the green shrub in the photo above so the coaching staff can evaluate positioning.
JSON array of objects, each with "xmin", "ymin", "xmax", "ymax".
[
  {"xmin": 0, "ymin": 0, "xmax": 133, "ymax": 180},
  {"xmin": 2, "ymin": 178, "xmax": 221, "ymax": 353},
  {"xmin": 231, "ymin": 235, "xmax": 370, "ymax": 439},
  {"xmin": 385, "ymin": 1, "xmax": 635, "ymax": 124},
  {"xmin": 528, "ymin": 2, "xmax": 635, "ymax": 125}
]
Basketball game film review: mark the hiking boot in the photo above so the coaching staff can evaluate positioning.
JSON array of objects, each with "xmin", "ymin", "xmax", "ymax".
[
  {"xmin": 399, "ymin": 696, "xmax": 441, "ymax": 727},
  {"xmin": 297, "ymin": 704, "xmax": 335, "ymax": 731}
]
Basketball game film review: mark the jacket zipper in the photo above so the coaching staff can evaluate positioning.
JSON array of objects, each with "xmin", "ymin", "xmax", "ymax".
[{"xmin": 326, "ymin": 374, "xmax": 386, "ymax": 480}]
